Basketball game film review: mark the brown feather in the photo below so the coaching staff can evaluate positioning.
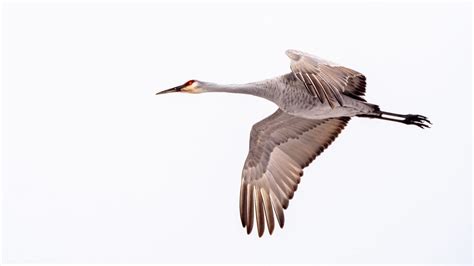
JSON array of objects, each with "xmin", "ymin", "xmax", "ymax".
[
  {"xmin": 239, "ymin": 109, "xmax": 350, "ymax": 236},
  {"xmin": 255, "ymin": 187, "xmax": 265, "ymax": 237}
]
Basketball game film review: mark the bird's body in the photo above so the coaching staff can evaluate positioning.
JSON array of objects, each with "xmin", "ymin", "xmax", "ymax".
[
  {"xmin": 156, "ymin": 49, "xmax": 430, "ymax": 237},
  {"xmin": 201, "ymin": 74, "xmax": 376, "ymax": 120},
  {"xmin": 258, "ymin": 74, "xmax": 377, "ymax": 119}
]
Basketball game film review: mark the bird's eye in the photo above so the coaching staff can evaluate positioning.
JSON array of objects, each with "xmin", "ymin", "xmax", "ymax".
[{"xmin": 186, "ymin": 80, "xmax": 195, "ymax": 86}]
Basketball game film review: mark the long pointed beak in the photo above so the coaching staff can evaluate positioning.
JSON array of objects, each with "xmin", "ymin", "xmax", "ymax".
[{"xmin": 156, "ymin": 85, "xmax": 184, "ymax": 95}]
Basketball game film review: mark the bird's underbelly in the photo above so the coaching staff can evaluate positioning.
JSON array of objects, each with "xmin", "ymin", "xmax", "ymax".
[
  {"xmin": 286, "ymin": 106, "xmax": 362, "ymax": 120},
  {"xmin": 281, "ymin": 96, "xmax": 374, "ymax": 120}
]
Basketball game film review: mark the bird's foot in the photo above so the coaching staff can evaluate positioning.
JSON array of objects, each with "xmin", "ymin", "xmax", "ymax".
[{"xmin": 403, "ymin": 114, "xmax": 431, "ymax": 129}]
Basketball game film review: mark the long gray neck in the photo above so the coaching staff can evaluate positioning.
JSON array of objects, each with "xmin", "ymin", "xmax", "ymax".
[{"xmin": 201, "ymin": 81, "xmax": 278, "ymax": 103}]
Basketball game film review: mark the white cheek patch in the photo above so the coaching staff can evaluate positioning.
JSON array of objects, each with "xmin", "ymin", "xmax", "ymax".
[{"xmin": 183, "ymin": 83, "xmax": 203, "ymax": 93}]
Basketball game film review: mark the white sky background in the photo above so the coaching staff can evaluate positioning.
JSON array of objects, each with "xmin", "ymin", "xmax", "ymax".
[{"xmin": 2, "ymin": 1, "xmax": 472, "ymax": 264}]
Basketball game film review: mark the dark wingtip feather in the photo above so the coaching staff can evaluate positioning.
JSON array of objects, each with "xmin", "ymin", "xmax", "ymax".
[
  {"xmin": 246, "ymin": 184, "xmax": 254, "ymax": 234},
  {"xmin": 255, "ymin": 189, "xmax": 265, "ymax": 237},
  {"xmin": 240, "ymin": 180, "xmax": 247, "ymax": 227},
  {"xmin": 261, "ymin": 189, "xmax": 275, "ymax": 235}
]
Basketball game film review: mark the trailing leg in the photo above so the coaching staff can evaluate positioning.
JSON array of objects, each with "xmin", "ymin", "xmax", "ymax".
[{"xmin": 358, "ymin": 110, "xmax": 431, "ymax": 129}]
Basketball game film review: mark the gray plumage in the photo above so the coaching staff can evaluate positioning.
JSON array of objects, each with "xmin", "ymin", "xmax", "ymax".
[
  {"xmin": 156, "ymin": 49, "xmax": 431, "ymax": 237},
  {"xmin": 240, "ymin": 110, "xmax": 349, "ymax": 235}
]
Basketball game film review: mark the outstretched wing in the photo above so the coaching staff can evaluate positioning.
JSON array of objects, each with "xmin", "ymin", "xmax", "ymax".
[
  {"xmin": 240, "ymin": 109, "xmax": 350, "ymax": 236},
  {"xmin": 286, "ymin": 49, "xmax": 367, "ymax": 108}
]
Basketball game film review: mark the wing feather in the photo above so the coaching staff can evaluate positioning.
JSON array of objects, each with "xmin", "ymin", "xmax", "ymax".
[
  {"xmin": 246, "ymin": 183, "xmax": 254, "ymax": 234},
  {"xmin": 261, "ymin": 188, "xmax": 275, "ymax": 234},
  {"xmin": 255, "ymin": 187, "xmax": 265, "ymax": 237},
  {"xmin": 240, "ymin": 109, "xmax": 350, "ymax": 236},
  {"xmin": 270, "ymin": 192, "xmax": 285, "ymax": 228},
  {"xmin": 286, "ymin": 49, "xmax": 367, "ymax": 107}
]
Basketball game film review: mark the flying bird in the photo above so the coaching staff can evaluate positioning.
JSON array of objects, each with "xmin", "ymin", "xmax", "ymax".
[{"xmin": 156, "ymin": 49, "xmax": 430, "ymax": 237}]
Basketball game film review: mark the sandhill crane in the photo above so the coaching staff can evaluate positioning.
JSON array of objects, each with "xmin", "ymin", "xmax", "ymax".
[{"xmin": 156, "ymin": 49, "xmax": 430, "ymax": 237}]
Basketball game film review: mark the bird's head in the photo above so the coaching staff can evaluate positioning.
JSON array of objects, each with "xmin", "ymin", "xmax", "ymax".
[{"xmin": 156, "ymin": 80, "xmax": 204, "ymax": 95}]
